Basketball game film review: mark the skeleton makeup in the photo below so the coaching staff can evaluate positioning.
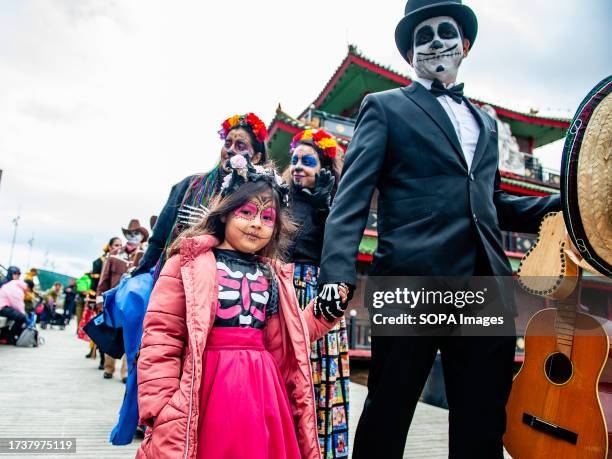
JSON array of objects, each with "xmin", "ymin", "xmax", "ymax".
[
  {"xmin": 290, "ymin": 144, "xmax": 322, "ymax": 189},
  {"xmin": 125, "ymin": 231, "xmax": 144, "ymax": 245},
  {"xmin": 412, "ymin": 16, "xmax": 464, "ymax": 84}
]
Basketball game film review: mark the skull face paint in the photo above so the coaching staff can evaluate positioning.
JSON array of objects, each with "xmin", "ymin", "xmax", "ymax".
[
  {"xmin": 290, "ymin": 144, "xmax": 321, "ymax": 189},
  {"xmin": 125, "ymin": 231, "xmax": 144, "ymax": 245},
  {"xmin": 412, "ymin": 16, "xmax": 464, "ymax": 84}
]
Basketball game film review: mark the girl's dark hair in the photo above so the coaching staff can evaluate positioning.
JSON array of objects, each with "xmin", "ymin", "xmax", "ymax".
[
  {"xmin": 104, "ymin": 237, "xmax": 121, "ymax": 254},
  {"xmin": 168, "ymin": 180, "xmax": 296, "ymax": 260},
  {"xmin": 229, "ymin": 125, "xmax": 268, "ymax": 164},
  {"xmin": 285, "ymin": 140, "xmax": 342, "ymax": 195},
  {"xmin": 0, "ymin": 266, "xmax": 20, "ymax": 287}
]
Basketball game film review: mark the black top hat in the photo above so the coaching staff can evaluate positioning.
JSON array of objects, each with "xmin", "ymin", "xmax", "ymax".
[{"xmin": 395, "ymin": 0, "xmax": 478, "ymax": 62}]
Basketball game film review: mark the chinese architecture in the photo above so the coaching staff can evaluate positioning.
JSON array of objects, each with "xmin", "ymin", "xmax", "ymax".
[{"xmin": 267, "ymin": 45, "xmax": 610, "ymax": 358}]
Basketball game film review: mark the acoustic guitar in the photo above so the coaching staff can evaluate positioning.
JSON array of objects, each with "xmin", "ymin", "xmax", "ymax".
[{"xmin": 504, "ymin": 281, "xmax": 611, "ymax": 458}]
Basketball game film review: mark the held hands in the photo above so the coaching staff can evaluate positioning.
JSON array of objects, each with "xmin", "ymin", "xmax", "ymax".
[
  {"xmin": 314, "ymin": 282, "xmax": 353, "ymax": 322},
  {"xmin": 301, "ymin": 169, "xmax": 335, "ymax": 210}
]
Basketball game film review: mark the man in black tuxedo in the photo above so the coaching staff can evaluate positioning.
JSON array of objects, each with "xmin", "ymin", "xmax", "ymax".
[{"xmin": 315, "ymin": 1, "xmax": 561, "ymax": 457}]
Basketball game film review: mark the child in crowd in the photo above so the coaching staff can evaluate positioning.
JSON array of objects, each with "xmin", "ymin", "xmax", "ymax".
[{"xmin": 136, "ymin": 157, "xmax": 347, "ymax": 459}]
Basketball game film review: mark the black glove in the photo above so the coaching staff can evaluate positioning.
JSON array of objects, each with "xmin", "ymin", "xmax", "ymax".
[
  {"xmin": 301, "ymin": 169, "xmax": 335, "ymax": 211},
  {"xmin": 314, "ymin": 282, "xmax": 354, "ymax": 322}
]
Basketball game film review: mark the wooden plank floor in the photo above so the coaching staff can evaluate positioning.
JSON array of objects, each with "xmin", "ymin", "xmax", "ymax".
[
  {"xmin": 0, "ymin": 321, "xmax": 509, "ymax": 458},
  {"xmin": 0, "ymin": 321, "xmax": 139, "ymax": 458},
  {"xmin": 349, "ymin": 383, "xmax": 450, "ymax": 458}
]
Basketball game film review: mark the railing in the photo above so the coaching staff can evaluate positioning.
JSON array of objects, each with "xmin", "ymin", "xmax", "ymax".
[{"xmin": 498, "ymin": 149, "xmax": 561, "ymax": 188}]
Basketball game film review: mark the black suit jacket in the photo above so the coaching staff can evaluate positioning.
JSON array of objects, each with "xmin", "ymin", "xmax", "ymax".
[{"xmin": 319, "ymin": 83, "xmax": 560, "ymax": 302}]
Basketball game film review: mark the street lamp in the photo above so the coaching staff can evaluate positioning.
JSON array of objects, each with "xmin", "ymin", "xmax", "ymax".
[{"xmin": 8, "ymin": 215, "xmax": 20, "ymax": 266}]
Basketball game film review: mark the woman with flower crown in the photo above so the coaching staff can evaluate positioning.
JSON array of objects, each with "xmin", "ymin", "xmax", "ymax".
[
  {"xmin": 135, "ymin": 156, "xmax": 347, "ymax": 458},
  {"xmin": 285, "ymin": 129, "xmax": 351, "ymax": 458},
  {"xmin": 132, "ymin": 113, "xmax": 270, "ymax": 279}
]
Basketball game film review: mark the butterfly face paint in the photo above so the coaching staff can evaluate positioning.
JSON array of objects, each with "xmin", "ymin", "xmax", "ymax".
[
  {"xmin": 412, "ymin": 16, "xmax": 464, "ymax": 84},
  {"xmin": 234, "ymin": 202, "xmax": 277, "ymax": 227},
  {"xmin": 290, "ymin": 144, "xmax": 321, "ymax": 189},
  {"xmin": 234, "ymin": 202, "xmax": 259, "ymax": 221},
  {"xmin": 220, "ymin": 193, "xmax": 276, "ymax": 254},
  {"xmin": 260, "ymin": 207, "xmax": 277, "ymax": 227}
]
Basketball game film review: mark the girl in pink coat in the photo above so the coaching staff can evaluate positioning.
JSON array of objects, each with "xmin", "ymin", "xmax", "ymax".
[{"xmin": 136, "ymin": 156, "xmax": 347, "ymax": 459}]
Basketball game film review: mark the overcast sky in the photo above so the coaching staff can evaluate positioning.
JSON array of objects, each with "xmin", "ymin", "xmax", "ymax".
[{"xmin": 1, "ymin": 0, "xmax": 611, "ymax": 277}]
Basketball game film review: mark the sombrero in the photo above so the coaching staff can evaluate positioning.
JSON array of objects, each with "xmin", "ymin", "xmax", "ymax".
[{"xmin": 561, "ymin": 75, "xmax": 612, "ymax": 278}]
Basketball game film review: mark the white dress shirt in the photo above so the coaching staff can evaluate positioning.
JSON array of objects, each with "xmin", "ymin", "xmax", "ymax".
[{"xmin": 414, "ymin": 77, "xmax": 481, "ymax": 171}]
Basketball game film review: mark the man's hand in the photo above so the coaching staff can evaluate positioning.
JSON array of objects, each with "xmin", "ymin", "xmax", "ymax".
[{"xmin": 314, "ymin": 282, "xmax": 353, "ymax": 321}]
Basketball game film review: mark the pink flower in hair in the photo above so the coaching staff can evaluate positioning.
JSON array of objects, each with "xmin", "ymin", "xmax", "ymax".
[{"xmin": 230, "ymin": 154, "xmax": 247, "ymax": 169}]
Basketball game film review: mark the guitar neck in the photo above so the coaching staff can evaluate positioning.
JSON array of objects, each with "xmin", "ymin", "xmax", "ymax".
[{"xmin": 551, "ymin": 272, "xmax": 582, "ymax": 358}]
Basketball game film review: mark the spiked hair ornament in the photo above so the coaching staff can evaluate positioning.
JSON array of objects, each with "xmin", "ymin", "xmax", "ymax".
[{"xmin": 220, "ymin": 155, "xmax": 289, "ymax": 206}]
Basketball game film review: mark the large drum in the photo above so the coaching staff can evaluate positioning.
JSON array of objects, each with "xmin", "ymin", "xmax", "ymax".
[{"xmin": 561, "ymin": 76, "xmax": 612, "ymax": 278}]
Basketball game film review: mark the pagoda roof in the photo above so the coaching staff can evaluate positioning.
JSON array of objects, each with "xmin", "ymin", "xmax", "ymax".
[{"xmin": 300, "ymin": 45, "xmax": 570, "ymax": 148}]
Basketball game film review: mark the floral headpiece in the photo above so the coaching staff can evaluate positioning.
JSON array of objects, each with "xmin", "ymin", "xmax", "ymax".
[
  {"xmin": 221, "ymin": 155, "xmax": 289, "ymax": 206},
  {"xmin": 291, "ymin": 128, "xmax": 338, "ymax": 160},
  {"xmin": 219, "ymin": 113, "xmax": 268, "ymax": 143}
]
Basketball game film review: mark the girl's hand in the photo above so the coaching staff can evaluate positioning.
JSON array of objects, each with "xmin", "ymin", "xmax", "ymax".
[{"xmin": 339, "ymin": 284, "xmax": 349, "ymax": 303}]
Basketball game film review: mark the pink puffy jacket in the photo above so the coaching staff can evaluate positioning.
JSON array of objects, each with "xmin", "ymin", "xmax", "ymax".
[
  {"xmin": 136, "ymin": 235, "xmax": 340, "ymax": 459},
  {"xmin": 0, "ymin": 280, "xmax": 27, "ymax": 314}
]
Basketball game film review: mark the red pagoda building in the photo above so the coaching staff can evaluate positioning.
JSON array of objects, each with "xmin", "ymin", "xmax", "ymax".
[{"xmin": 266, "ymin": 45, "xmax": 610, "ymax": 359}]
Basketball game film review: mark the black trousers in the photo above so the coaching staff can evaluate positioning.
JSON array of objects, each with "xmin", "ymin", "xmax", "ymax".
[
  {"xmin": 354, "ymin": 246, "xmax": 516, "ymax": 458},
  {"xmin": 353, "ymin": 334, "xmax": 515, "ymax": 459},
  {"xmin": 0, "ymin": 306, "xmax": 27, "ymax": 344}
]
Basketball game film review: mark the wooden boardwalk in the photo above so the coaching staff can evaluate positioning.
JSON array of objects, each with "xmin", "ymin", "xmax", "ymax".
[{"xmin": 0, "ymin": 321, "xmax": 507, "ymax": 458}]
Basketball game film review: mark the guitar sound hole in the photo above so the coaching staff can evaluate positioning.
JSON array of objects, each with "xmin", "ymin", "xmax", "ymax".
[{"xmin": 544, "ymin": 353, "xmax": 573, "ymax": 384}]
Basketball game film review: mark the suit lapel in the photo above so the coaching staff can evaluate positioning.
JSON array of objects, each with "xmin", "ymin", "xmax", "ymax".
[
  {"xmin": 465, "ymin": 100, "xmax": 491, "ymax": 172},
  {"xmin": 402, "ymin": 83, "xmax": 466, "ymax": 170}
]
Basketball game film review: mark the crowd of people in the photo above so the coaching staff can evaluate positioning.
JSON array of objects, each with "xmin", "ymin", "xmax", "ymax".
[{"xmin": 0, "ymin": 267, "xmax": 79, "ymax": 344}]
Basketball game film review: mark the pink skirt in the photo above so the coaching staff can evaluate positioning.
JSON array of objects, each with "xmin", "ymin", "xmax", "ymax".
[{"xmin": 196, "ymin": 327, "xmax": 301, "ymax": 459}]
